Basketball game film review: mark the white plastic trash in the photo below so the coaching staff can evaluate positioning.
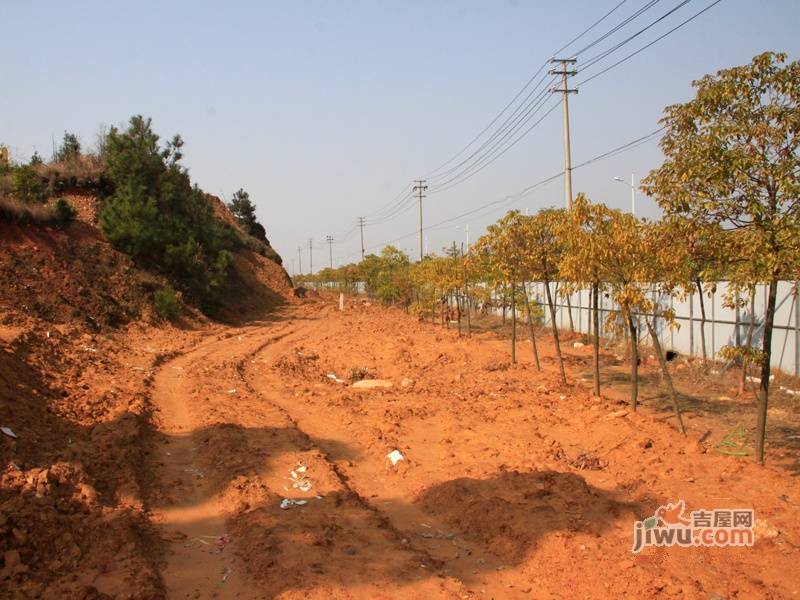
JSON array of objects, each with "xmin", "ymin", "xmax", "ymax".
[{"xmin": 386, "ymin": 449, "xmax": 404, "ymax": 466}]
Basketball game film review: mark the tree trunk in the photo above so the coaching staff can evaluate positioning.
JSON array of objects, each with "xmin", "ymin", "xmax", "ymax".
[
  {"xmin": 755, "ymin": 278, "xmax": 778, "ymax": 465},
  {"xmin": 456, "ymin": 290, "xmax": 462, "ymax": 335},
  {"xmin": 511, "ymin": 281, "xmax": 517, "ymax": 364},
  {"xmin": 739, "ymin": 287, "xmax": 756, "ymax": 396},
  {"xmin": 431, "ymin": 288, "xmax": 436, "ymax": 325},
  {"xmin": 544, "ymin": 278, "xmax": 567, "ymax": 385},
  {"xmin": 502, "ymin": 287, "xmax": 507, "ymax": 324},
  {"xmin": 627, "ymin": 309, "xmax": 639, "ymax": 410},
  {"xmin": 522, "ymin": 280, "xmax": 541, "ymax": 371},
  {"xmin": 464, "ymin": 267, "xmax": 471, "ymax": 336},
  {"xmin": 696, "ymin": 278, "xmax": 708, "ymax": 364},
  {"xmin": 592, "ymin": 282, "xmax": 600, "ymax": 396},
  {"xmin": 645, "ymin": 316, "xmax": 686, "ymax": 435},
  {"xmin": 566, "ymin": 293, "xmax": 575, "ymax": 333}
]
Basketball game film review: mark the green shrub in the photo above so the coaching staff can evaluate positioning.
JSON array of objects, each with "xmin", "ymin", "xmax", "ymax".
[
  {"xmin": 154, "ymin": 285, "xmax": 179, "ymax": 320},
  {"xmin": 53, "ymin": 197, "xmax": 76, "ymax": 225},
  {"xmin": 12, "ymin": 165, "xmax": 48, "ymax": 203},
  {"xmin": 99, "ymin": 116, "xmax": 235, "ymax": 312},
  {"xmin": 55, "ymin": 132, "xmax": 81, "ymax": 162}
]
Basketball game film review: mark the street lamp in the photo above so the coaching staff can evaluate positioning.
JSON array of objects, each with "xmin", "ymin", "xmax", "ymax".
[{"xmin": 613, "ymin": 174, "xmax": 636, "ymax": 215}]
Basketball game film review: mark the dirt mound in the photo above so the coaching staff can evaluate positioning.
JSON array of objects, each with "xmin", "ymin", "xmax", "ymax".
[
  {"xmin": 0, "ymin": 319, "xmax": 176, "ymax": 598},
  {"xmin": 0, "ymin": 222, "xmax": 159, "ymax": 329},
  {"xmin": 219, "ymin": 249, "xmax": 295, "ymax": 322}
]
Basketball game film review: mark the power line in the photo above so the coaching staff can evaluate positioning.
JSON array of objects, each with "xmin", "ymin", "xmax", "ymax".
[
  {"xmin": 577, "ymin": 0, "xmax": 724, "ymax": 86},
  {"xmin": 351, "ymin": 126, "xmax": 665, "ymax": 259},
  {"xmin": 579, "ymin": 0, "xmax": 692, "ymax": 72},
  {"xmin": 552, "ymin": 0, "xmax": 630, "ymax": 56},
  {"xmin": 341, "ymin": 0, "xmax": 661, "ymax": 231},
  {"xmin": 427, "ymin": 72, "xmax": 555, "ymax": 184},
  {"xmin": 328, "ymin": 0, "xmax": 719, "ymax": 244},
  {"xmin": 427, "ymin": 101, "xmax": 561, "ymax": 195},
  {"xmin": 571, "ymin": 0, "xmax": 662, "ymax": 56}
]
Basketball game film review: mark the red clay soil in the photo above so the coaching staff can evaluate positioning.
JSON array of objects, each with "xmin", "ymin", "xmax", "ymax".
[{"xmin": 2, "ymin": 290, "xmax": 800, "ymax": 598}]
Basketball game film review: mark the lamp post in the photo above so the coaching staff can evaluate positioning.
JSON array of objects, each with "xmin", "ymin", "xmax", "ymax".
[{"xmin": 613, "ymin": 174, "xmax": 636, "ymax": 215}]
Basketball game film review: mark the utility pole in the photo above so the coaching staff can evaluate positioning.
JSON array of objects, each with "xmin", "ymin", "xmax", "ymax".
[
  {"xmin": 308, "ymin": 238, "xmax": 313, "ymax": 274},
  {"xmin": 549, "ymin": 58, "xmax": 578, "ymax": 210},
  {"xmin": 357, "ymin": 217, "xmax": 366, "ymax": 261},
  {"xmin": 413, "ymin": 179, "xmax": 428, "ymax": 260},
  {"xmin": 297, "ymin": 246, "xmax": 302, "ymax": 275},
  {"xmin": 326, "ymin": 235, "xmax": 333, "ymax": 269}
]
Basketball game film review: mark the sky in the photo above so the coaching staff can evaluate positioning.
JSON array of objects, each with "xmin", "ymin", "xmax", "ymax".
[{"xmin": 2, "ymin": 0, "xmax": 799, "ymax": 274}]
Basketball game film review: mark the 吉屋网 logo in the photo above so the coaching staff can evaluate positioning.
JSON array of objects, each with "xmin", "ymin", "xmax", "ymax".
[{"xmin": 632, "ymin": 500, "xmax": 754, "ymax": 553}]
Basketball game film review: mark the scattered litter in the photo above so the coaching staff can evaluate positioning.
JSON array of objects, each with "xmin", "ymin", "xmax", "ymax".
[
  {"xmin": 559, "ymin": 395, "xmax": 567, "ymax": 401},
  {"xmin": 227, "ymin": 389, "xmax": 237, "ymax": 394},
  {"xmin": 193, "ymin": 538, "xmax": 211, "ymax": 546},
  {"xmin": 222, "ymin": 566, "xmax": 232, "ymax": 582},
  {"xmin": 569, "ymin": 451, "xmax": 606, "ymax": 470},
  {"xmin": 315, "ymin": 495, "xmax": 324, "ymax": 500},
  {"xmin": 573, "ymin": 341, "xmax": 585, "ymax": 348},
  {"xmin": 289, "ymin": 463, "xmax": 313, "ymax": 492},
  {"xmin": 401, "ymin": 377, "xmax": 415, "ymax": 388},
  {"xmin": 1, "ymin": 427, "xmax": 17, "ymax": 439},
  {"xmin": 183, "ymin": 467, "xmax": 204, "ymax": 479},
  {"xmin": 280, "ymin": 498, "xmax": 308, "ymax": 510},
  {"xmin": 216, "ymin": 534, "xmax": 231, "ymax": 550},
  {"xmin": 779, "ymin": 386, "xmax": 799, "ymax": 396},
  {"xmin": 46, "ymin": 331, "xmax": 50, "ymax": 339},
  {"xmin": 326, "ymin": 373, "xmax": 346, "ymax": 384},
  {"xmin": 387, "ymin": 449, "xmax": 404, "ymax": 466}
]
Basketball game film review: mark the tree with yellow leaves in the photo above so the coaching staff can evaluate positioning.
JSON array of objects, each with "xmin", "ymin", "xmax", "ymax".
[{"xmin": 642, "ymin": 52, "xmax": 800, "ymax": 463}]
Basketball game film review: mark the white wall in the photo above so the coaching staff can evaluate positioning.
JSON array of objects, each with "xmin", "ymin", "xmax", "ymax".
[{"xmin": 521, "ymin": 281, "xmax": 799, "ymax": 376}]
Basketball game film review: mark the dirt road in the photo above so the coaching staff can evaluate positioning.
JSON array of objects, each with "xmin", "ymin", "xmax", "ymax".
[{"xmin": 147, "ymin": 297, "xmax": 800, "ymax": 599}]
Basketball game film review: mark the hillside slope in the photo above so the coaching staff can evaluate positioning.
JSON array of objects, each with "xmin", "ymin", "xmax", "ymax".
[{"xmin": 0, "ymin": 188, "xmax": 296, "ymax": 597}]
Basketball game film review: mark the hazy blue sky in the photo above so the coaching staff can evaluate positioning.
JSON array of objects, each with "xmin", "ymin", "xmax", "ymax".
[{"xmin": 2, "ymin": 1, "xmax": 799, "ymax": 272}]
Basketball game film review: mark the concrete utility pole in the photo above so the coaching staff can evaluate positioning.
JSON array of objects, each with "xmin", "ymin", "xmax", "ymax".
[
  {"xmin": 297, "ymin": 246, "xmax": 302, "ymax": 275},
  {"xmin": 308, "ymin": 238, "xmax": 313, "ymax": 274},
  {"xmin": 326, "ymin": 235, "xmax": 333, "ymax": 269},
  {"xmin": 549, "ymin": 58, "xmax": 578, "ymax": 210},
  {"xmin": 413, "ymin": 179, "xmax": 428, "ymax": 260},
  {"xmin": 357, "ymin": 217, "xmax": 366, "ymax": 261}
]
